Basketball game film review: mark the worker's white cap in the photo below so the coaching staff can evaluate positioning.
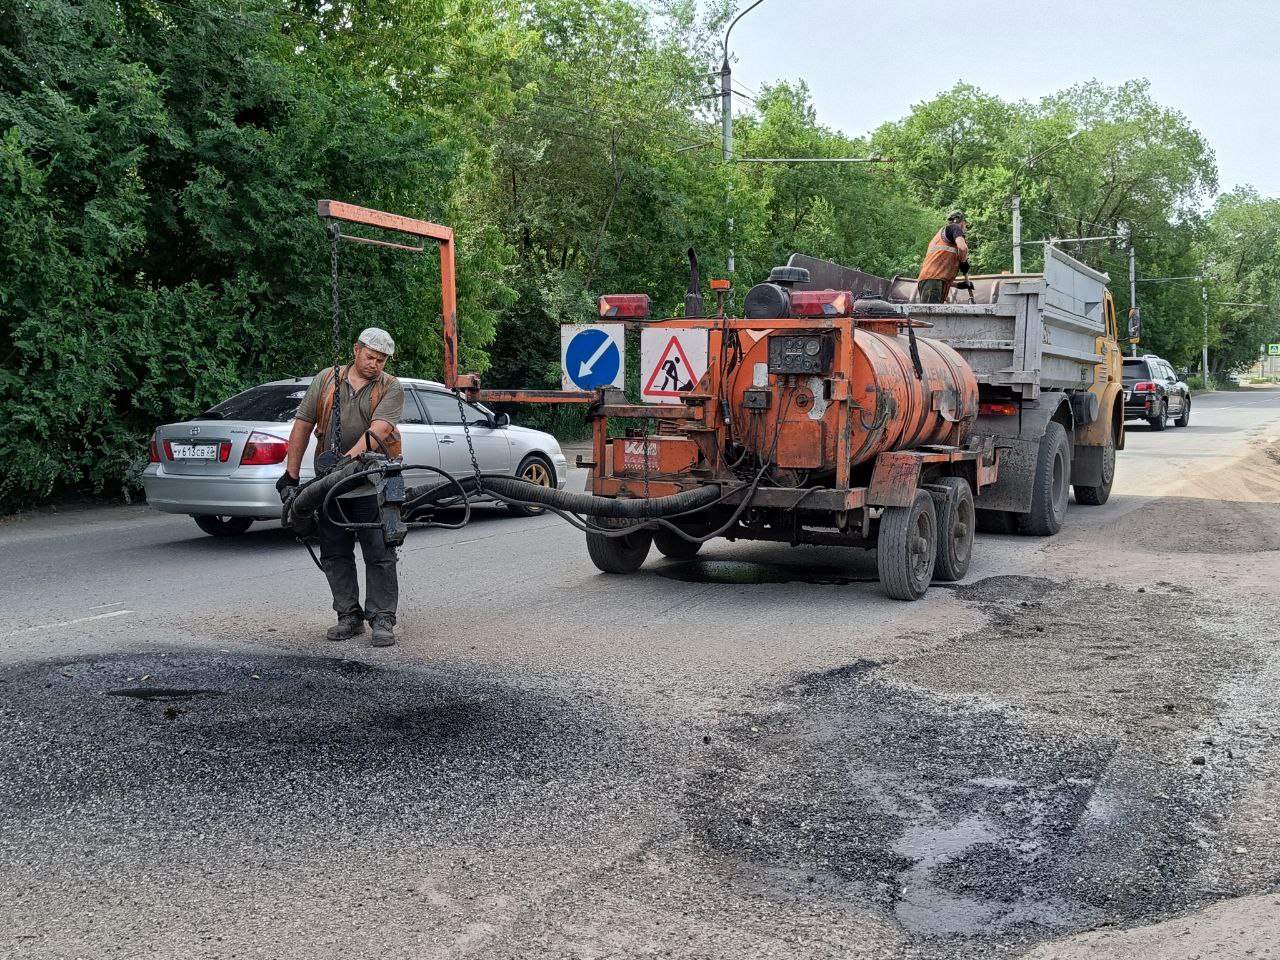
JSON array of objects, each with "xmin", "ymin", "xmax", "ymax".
[{"xmin": 357, "ymin": 327, "xmax": 395, "ymax": 357}]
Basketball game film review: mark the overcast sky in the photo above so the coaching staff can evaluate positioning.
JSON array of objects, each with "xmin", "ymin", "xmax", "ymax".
[{"xmin": 726, "ymin": 0, "xmax": 1277, "ymax": 199}]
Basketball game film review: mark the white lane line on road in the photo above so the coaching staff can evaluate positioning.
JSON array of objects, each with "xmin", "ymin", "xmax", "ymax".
[
  {"xmin": 20, "ymin": 609, "xmax": 133, "ymax": 633},
  {"xmin": 87, "ymin": 601, "xmax": 127, "ymax": 609}
]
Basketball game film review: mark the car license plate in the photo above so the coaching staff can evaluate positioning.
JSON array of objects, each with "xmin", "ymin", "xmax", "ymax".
[
  {"xmin": 1123, "ymin": 391, "xmax": 1130, "ymax": 402},
  {"xmin": 171, "ymin": 443, "xmax": 218, "ymax": 460}
]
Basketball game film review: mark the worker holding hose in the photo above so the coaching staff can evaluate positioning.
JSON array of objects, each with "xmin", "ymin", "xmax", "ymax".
[
  {"xmin": 916, "ymin": 210, "xmax": 971, "ymax": 303},
  {"xmin": 277, "ymin": 327, "xmax": 405, "ymax": 647}
]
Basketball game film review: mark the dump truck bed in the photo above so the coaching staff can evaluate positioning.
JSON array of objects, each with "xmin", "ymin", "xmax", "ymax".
[{"xmin": 791, "ymin": 246, "xmax": 1110, "ymax": 400}]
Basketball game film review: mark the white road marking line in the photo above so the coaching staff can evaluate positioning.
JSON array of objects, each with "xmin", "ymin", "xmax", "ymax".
[
  {"xmin": 21, "ymin": 610, "xmax": 133, "ymax": 633},
  {"xmin": 87, "ymin": 601, "xmax": 127, "ymax": 609}
]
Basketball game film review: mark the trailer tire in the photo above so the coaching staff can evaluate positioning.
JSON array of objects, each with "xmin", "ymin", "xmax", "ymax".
[
  {"xmin": 877, "ymin": 490, "xmax": 937, "ymax": 601},
  {"xmin": 932, "ymin": 477, "xmax": 974, "ymax": 582},
  {"xmin": 1018, "ymin": 421, "xmax": 1071, "ymax": 537},
  {"xmin": 586, "ymin": 519, "xmax": 652, "ymax": 574},
  {"xmin": 653, "ymin": 527, "xmax": 703, "ymax": 559},
  {"xmin": 1074, "ymin": 422, "xmax": 1117, "ymax": 506}
]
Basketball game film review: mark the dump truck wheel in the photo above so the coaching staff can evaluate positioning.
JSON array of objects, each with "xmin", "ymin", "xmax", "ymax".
[
  {"xmin": 932, "ymin": 477, "xmax": 974, "ymax": 582},
  {"xmin": 1074, "ymin": 423, "xmax": 1117, "ymax": 506},
  {"xmin": 653, "ymin": 526, "xmax": 703, "ymax": 559},
  {"xmin": 877, "ymin": 489, "xmax": 937, "ymax": 600},
  {"xmin": 586, "ymin": 519, "xmax": 652, "ymax": 574},
  {"xmin": 1018, "ymin": 421, "xmax": 1071, "ymax": 537}
]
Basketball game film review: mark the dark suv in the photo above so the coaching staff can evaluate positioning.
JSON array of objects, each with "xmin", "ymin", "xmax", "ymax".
[{"xmin": 1123, "ymin": 356, "xmax": 1190, "ymax": 430}]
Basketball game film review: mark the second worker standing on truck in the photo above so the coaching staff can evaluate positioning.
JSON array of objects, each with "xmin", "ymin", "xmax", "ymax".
[{"xmin": 916, "ymin": 210, "xmax": 971, "ymax": 304}]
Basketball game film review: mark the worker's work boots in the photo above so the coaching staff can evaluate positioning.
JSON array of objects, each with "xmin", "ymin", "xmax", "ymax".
[
  {"xmin": 370, "ymin": 615, "xmax": 396, "ymax": 647},
  {"xmin": 326, "ymin": 613, "xmax": 365, "ymax": 642}
]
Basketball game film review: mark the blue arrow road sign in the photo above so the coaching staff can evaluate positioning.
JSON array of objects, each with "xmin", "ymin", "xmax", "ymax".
[{"xmin": 564, "ymin": 326, "xmax": 623, "ymax": 390}]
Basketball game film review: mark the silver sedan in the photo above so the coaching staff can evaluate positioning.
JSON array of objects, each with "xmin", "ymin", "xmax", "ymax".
[{"xmin": 143, "ymin": 376, "xmax": 569, "ymax": 536}]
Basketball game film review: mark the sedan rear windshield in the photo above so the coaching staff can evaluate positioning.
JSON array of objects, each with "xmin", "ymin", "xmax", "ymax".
[
  {"xmin": 198, "ymin": 383, "xmax": 309, "ymax": 422},
  {"xmin": 1122, "ymin": 361, "xmax": 1151, "ymax": 382}
]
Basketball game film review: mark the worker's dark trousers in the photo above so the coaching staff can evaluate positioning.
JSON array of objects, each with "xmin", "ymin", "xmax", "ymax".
[
  {"xmin": 917, "ymin": 279, "xmax": 949, "ymax": 303},
  {"xmin": 318, "ymin": 494, "xmax": 398, "ymax": 624}
]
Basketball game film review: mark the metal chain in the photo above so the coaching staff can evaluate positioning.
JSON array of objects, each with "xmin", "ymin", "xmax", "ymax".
[
  {"xmin": 454, "ymin": 389, "xmax": 484, "ymax": 491},
  {"xmin": 325, "ymin": 220, "xmax": 344, "ymax": 458}
]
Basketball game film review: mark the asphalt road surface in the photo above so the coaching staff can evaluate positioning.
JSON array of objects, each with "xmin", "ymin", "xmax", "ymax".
[{"xmin": 3, "ymin": 388, "xmax": 1280, "ymax": 960}]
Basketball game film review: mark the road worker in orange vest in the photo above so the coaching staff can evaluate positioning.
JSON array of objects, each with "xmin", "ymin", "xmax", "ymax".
[
  {"xmin": 916, "ymin": 210, "xmax": 971, "ymax": 304},
  {"xmin": 277, "ymin": 327, "xmax": 405, "ymax": 647}
]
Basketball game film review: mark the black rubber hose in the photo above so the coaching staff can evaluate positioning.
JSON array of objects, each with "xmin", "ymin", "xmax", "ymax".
[
  {"xmin": 286, "ymin": 459, "xmax": 365, "ymax": 532},
  {"xmin": 403, "ymin": 474, "xmax": 723, "ymax": 519}
]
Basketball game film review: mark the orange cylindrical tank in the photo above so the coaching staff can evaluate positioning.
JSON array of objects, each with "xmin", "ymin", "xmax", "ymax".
[{"xmin": 725, "ymin": 326, "xmax": 979, "ymax": 474}]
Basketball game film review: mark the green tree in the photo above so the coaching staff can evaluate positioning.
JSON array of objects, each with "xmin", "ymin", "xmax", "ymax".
[
  {"xmin": 0, "ymin": 0, "xmax": 510, "ymax": 505},
  {"xmin": 1201, "ymin": 188, "xmax": 1280, "ymax": 374}
]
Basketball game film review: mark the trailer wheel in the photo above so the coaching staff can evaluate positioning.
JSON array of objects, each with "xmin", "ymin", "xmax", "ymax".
[
  {"xmin": 586, "ymin": 519, "xmax": 652, "ymax": 574},
  {"xmin": 1018, "ymin": 421, "xmax": 1071, "ymax": 537},
  {"xmin": 877, "ymin": 490, "xmax": 937, "ymax": 601},
  {"xmin": 1074, "ymin": 422, "xmax": 1117, "ymax": 506},
  {"xmin": 932, "ymin": 478, "xmax": 974, "ymax": 582},
  {"xmin": 653, "ymin": 526, "xmax": 703, "ymax": 559}
]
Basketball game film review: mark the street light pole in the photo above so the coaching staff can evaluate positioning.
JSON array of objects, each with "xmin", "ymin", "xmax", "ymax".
[
  {"xmin": 720, "ymin": 0, "xmax": 768, "ymax": 276},
  {"xmin": 1011, "ymin": 130, "xmax": 1081, "ymax": 273}
]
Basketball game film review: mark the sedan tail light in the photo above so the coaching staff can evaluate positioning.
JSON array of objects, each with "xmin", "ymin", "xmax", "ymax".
[
  {"xmin": 149, "ymin": 434, "xmax": 160, "ymax": 463},
  {"xmin": 240, "ymin": 431, "xmax": 289, "ymax": 465}
]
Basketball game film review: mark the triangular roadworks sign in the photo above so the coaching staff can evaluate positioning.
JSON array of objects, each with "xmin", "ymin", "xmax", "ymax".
[{"xmin": 643, "ymin": 334, "xmax": 696, "ymax": 398}]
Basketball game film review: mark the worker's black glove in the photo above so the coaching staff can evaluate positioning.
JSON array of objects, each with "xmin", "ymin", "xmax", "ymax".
[
  {"xmin": 276, "ymin": 472, "xmax": 299, "ymax": 502},
  {"xmin": 959, "ymin": 260, "xmax": 970, "ymax": 274}
]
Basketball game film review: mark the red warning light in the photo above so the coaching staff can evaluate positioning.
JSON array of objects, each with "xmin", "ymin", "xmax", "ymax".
[
  {"xmin": 791, "ymin": 289, "xmax": 854, "ymax": 318},
  {"xmin": 598, "ymin": 294, "xmax": 651, "ymax": 319}
]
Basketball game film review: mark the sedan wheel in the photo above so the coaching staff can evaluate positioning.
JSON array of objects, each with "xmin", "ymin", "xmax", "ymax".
[
  {"xmin": 194, "ymin": 515, "xmax": 254, "ymax": 537},
  {"xmin": 507, "ymin": 455, "xmax": 555, "ymax": 517}
]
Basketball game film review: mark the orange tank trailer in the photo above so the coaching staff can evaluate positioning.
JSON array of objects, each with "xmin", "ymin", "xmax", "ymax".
[
  {"xmin": 722, "ymin": 324, "xmax": 979, "ymax": 476},
  {"xmin": 582, "ymin": 268, "xmax": 1001, "ymax": 600}
]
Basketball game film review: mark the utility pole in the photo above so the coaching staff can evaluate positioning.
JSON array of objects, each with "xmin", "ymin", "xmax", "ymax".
[
  {"xmin": 720, "ymin": 0, "xmax": 768, "ymax": 276},
  {"xmin": 720, "ymin": 48, "xmax": 732, "ymax": 273},
  {"xmin": 1201, "ymin": 279, "xmax": 1211, "ymax": 390},
  {"xmin": 1011, "ymin": 130, "xmax": 1080, "ymax": 274},
  {"xmin": 1012, "ymin": 191, "xmax": 1021, "ymax": 274},
  {"xmin": 1121, "ymin": 221, "xmax": 1137, "ymax": 356}
]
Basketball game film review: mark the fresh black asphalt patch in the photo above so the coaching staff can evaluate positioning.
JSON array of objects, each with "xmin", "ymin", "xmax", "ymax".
[{"xmin": 0, "ymin": 652, "xmax": 646, "ymax": 852}]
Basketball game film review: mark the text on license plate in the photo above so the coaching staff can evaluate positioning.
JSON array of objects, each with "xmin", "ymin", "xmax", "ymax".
[
  {"xmin": 1123, "ymin": 391, "xmax": 1131, "ymax": 402},
  {"xmin": 172, "ymin": 443, "xmax": 218, "ymax": 460}
]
